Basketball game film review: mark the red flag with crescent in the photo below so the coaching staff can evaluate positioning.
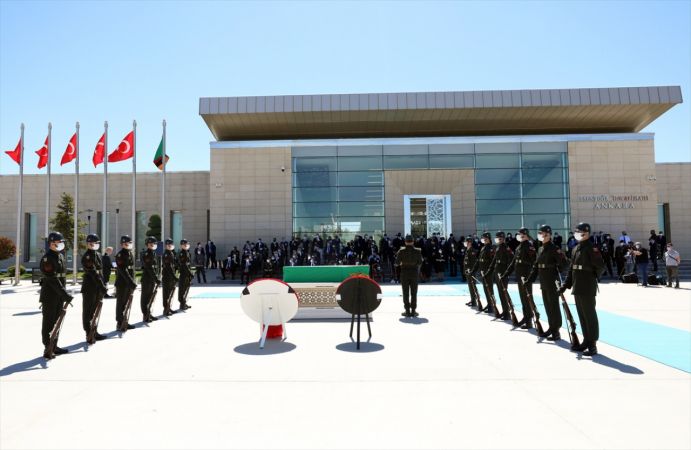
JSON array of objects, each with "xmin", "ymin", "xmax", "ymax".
[
  {"xmin": 4, "ymin": 137, "xmax": 21, "ymax": 165},
  {"xmin": 108, "ymin": 131, "xmax": 134, "ymax": 163},
  {"xmin": 36, "ymin": 136, "xmax": 49, "ymax": 169},
  {"xmin": 60, "ymin": 133, "xmax": 77, "ymax": 165},
  {"xmin": 93, "ymin": 133, "xmax": 106, "ymax": 167}
]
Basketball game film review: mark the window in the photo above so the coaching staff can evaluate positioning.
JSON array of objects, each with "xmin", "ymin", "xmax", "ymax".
[
  {"xmin": 475, "ymin": 169, "xmax": 521, "ymax": 184},
  {"xmin": 383, "ymin": 155, "xmax": 428, "ymax": 170},
  {"xmin": 429, "ymin": 154, "xmax": 474, "ymax": 169},
  {"xmin": 338, "ymin": 156, "xmax": 382, "ymax": 171},
  {"xmin": 293, "ymin": 157, "xmax": 336, "ymax": 173},
  {"xmin": 475, "ymin": 154, "xmax": 520, "ymax": 169},
  {"xmin": 337, "ymin": 171, "xmax": 384, "ymax": 186}
]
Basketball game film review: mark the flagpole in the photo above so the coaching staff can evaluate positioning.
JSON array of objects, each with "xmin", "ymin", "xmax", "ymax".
[
  {"xmin": 14, "ymin": 123, "xmax": 24, "ymax": 286},
  {"xmin": 162, "ymin": 119, "xmax": 166, "ymax": 242},
  {"xmin": 46, "ymin": 122, "xmax": 52, "ymax": 244},
  {"xmin": 73, "ymin": 122, "xmax": 80, "ymax": 285},
  {"xmin": 103, "ymin": 121, "xmax": 108, "ymax": 250},
  {"xmin": 132, "ymin": 120, "xmax": 137, "ymax": 249}
]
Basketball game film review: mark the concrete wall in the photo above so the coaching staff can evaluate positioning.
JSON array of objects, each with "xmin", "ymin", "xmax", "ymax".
[
  {"xmin": 568, "ymin": 139, "xmax": 658, "ymax": 244},
  {"xmin": 0, "ymin": 171, "xmax": 209, "ymax": 268},
  {"xmin": 656, "ymin": 163, "xmax": 691, "ymax": 257},
  {"xmin": 384, "ymin": 169, "xmax": 476, "ymax": 236},
  {"xmin": 209, "ymin": 146, "xmax": 292, "ymax": 253}
]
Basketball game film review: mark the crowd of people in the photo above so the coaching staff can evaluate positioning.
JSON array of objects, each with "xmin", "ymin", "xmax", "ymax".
[{"xmin": 199, "ymin": 228, "xmax": 681, "ymax": 288}]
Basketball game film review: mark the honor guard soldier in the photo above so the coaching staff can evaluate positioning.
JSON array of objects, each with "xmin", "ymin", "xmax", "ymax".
[
  {"xmin": 140, "ymin": 236, "xmax": 160, "ymax": 323},
  {"xmin": 82, "ymin": 234, "xmax": 108, "ymax": 343},
  {"xmin": 161, "ymin": 238, "xmax": 179, "ymax": 316},
  {"xmin": 178, "ymin": 239, "xmax": 194, "ymax": 310},
  {"xmin": 559, "ymin": 222, "xmax": 605, "ymax": 355},
  {"xmin": 395, "ymin": 234, "xmax": 423, "ymax": 317},
  {"xmin": 489, "ymin": 231, "xmax": 513, "ymax": 320},
  {"xmin": 527, "ymin": 225, "xmax": 568, "ymax": 341},
  {"xmin": 463, "ymin": 237, "xmax": 479, "ymax": 307},
  {"xmin": 115, "ymin": 235, "xmax": 137, "ymax": 330},
  {"xmin": 40, "ymin": 232, "xmax": 73, "ymax": 358},
  {"xmin": 478, "ymin": 232, "xmax": 496, "ymax": 314},
  {"xmin": 505, "ymin": 228, "xmax": 537, "ymax": 329}
]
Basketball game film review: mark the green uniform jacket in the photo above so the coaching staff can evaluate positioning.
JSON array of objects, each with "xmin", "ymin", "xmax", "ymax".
[
  {"xmin": 478, "ymin": 244, "xmax": 495, "ymax": 277},
  {"xmin": 528, "ymin": 241, "xmax": 569, "ymax": 288},
  {"xmin": 395, "ymin": 246, "xmax": 423, "ymax": 276},
  {"xmin": 81, "ymin": 249, "xmax": 107, "ymax": 296},
  {"xmin": 141, "ymin": 249, "xmax": 160, "ymax": 285},
  {"xmin": 114, "ymin": 248, "xmax": 137, "ymax": 289},
  {"xmin": 508, "ymin": 240, "xmax": 536, "ymax": 278},
  {"xmin": 563, "ymin": 239, "xmax": 605, "ymax": 296},
  {"xmin": 39, "ymin": 250, "xmax": 71, "ymax": 303},
  {"xmin": 489, "ymin": 243, "xmax": 513, "ymax": 278},
  {"xmin": 162, "ymin": 250, "xmax": 179, "ymax": 285},
  {"xmin": 463, "ymin": 247, "xmax": 478, "ymax": 276}
]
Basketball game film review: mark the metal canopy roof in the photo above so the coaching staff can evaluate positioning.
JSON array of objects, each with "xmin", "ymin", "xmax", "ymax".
[{"xmin": 199, "ymin": 86, "xmax": 682, "ymax": 141}]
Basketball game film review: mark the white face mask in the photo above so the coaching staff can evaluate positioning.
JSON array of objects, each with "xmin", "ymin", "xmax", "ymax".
[
  {"xmin": 182, "ymin": 244, "xmax": 190, "ymax": 250},
  {"xmin": 55, "ymin": 242, "xmax": 65, "ymax": 251},
  {"xmin": 494, "ymin": 238, "xmax": 501, "ymax": 244},
  {"xmin": 125, "ymin": 243, "xmax": 133, "ymax": 250},
  {"xmin": 149, "ymin": 244, "xmax": 158, "ymax": 251},
  {"xmin": 90, "ymin": 243, "xmax": 100, "ymax": 251},
  {"xmin": 537, "ymin": 234, "xmax": 545, "ymax": 243},
  {"xmin": 167, "ymin": 245, "xmax": 175, "ymax": 251},
  {"xmin": 574, "ymin": 232, "xmax": 584, "ymax": 241}
]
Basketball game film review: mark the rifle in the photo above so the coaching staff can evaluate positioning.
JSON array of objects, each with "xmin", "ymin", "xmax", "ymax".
[
  {"xmin": 469, "ymin": 274, "xmax": 484, "ymax": 311},
  {"xmin": 46, "ymin": 296, "xmax": 73, "ymax": 358},
  {"xmin": 479, "ymin": 271, "xmax": 501, "ymax": 318},
  {"xmin": 119, "ymin": 288, "xmax": 135, "ymax": 332},
  {"xmin": 497, "ymin": 276, "xmax": 519, "ymax": 326},
  {"xmin": 555, "ymin": 279, "xmax": 580, "ymax": 348},
  {"xmin": 146, "ymin": 281, "xmax": 161, "ymax": 319},
  {"xmin": 86, "ymin": 300, "xmax": 103, "ymax": 344},
  {"xmin": 520, "ymin": 277, "xmax": 545, "ymax": 335}
]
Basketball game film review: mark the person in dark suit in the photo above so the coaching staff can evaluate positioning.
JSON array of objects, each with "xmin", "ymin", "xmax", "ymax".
[{"xmin": 102, "ymin": 246, "xmax": 114, "ymax": 297}]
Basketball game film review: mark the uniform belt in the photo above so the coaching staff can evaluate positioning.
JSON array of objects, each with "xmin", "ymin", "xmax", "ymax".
[
  {"xmin": 538, "ymin": 264, "xmax": 554, "ymax": 269},
  {"xmin": 573, "ymin": 265, "xmax": 586, "ymax": 270}
]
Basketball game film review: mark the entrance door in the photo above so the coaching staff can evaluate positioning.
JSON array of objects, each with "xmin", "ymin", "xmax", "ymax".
[{"xmin": 403, "ymin": 195, "xmax": 452, "ymax": 238}]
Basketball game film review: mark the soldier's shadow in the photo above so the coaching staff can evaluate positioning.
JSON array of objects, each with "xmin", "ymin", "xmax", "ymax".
[
  {"xmin": 578, "ymin": 353, "xmax": 645, "ymax": 374},
  {"xmin": 0, "ymin": 357, "xmax": 48, "ymax": 377},
  {"xmin": 399, "ymin": 317, "xmax": 429, "ymax": 325}
]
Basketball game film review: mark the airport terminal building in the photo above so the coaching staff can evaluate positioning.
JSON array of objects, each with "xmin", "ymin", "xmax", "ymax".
[{"xmin": 1, "ymin": 86, "xmax": 689, "ymax": 267}]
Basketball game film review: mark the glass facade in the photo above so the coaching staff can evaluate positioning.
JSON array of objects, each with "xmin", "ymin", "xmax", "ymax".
[
  {"xmin": 291, "ymin": 139, "xmax": 571, "ymax": 239},
  {"xmin": 171, "ymin": 211, "xmax": 183, "ymax": 245}
]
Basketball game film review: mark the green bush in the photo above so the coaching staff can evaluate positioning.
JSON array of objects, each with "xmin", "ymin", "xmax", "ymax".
[{"xmin": 6, "ymin": 265, "xmax": 26, "ymax": 275}]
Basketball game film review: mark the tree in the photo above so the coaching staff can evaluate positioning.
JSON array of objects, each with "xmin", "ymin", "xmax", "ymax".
[
  {"xmin": 0, "ymin": 236, "xmax": 16, "ymax": 261},
  {"xmin": 49, "ymin": 192, "xmax": 87, "ymax": 252},
  {"xmin": 146, "ymin": 214, "xmax": 161, "ymax": 241}
]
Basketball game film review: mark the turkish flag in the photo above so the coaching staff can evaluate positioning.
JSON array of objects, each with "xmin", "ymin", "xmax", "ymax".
[
  {"xmin": 60, "ymin": 133, "xmax": 77, "ymax": 165},
  {"xmin": 108, "ymin": 131, "xmax": 134, "ymax": 163},
  {"xmin": 4, "ymin": 138, "xmax": 21, "ymax": 165},
  {"xmin": 93, "ymin": 133, "xmax": 105, "ymax": 167},
  {"xmin": 36, "ymin": 136, "xmax": 49, "ymax": 169}
]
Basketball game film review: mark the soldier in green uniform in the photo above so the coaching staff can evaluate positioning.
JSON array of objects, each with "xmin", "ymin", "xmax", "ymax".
[
  {"xmin": 504, "ymin": 227, "xmax": 537, "ymax": 329},
  {"xmin": 478, "ymin": 232, "xmax": 496, "ymax": 314},
  {"xmin": 395, "ymin": 234, "xmax": 423, "ymax": 317},
  {"xmin": 559, "ymin": 222, "xmax": 605, "ymax": 356},
  {"xmin": 81, "ymin": 233, "xmax": 108, "ymax": 343},
  {"xmin": 161, "ymin": 238, "xmax": 179, "ymax": 316},
  {"xmin": 115, "ymin": 235, "xmax": 137, "ymax": 330},
  {"xmin": 527, "ymin": 225, "xmax": 568, "ymax": 341},
  {"xmin": 140, "ymin": 236, "xmax": 160, "ymax": 323},
  {"xmin": 177, "ymin": 239, "xmax": 193, "ymax": 311},
  {"xmin": 463, "ymin": 236, "xmax": 479, "ymax": 307},
  {"xmin": 40, "ymin": 232, "xmax": 73, "ymax": 358},
  {"xmin": 489, "ymin": 231, "xmax": 513, "ymax": 320}
]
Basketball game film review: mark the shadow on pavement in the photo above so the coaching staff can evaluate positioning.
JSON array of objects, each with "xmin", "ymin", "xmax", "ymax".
[
  {"xmin": 399, "ymin": 317, "xmax": 429, "ymax": 325},
  {"xmin": 0, "ymin": 357, "xmax": 48, "ymax": 377},
  {"xmin": 12, "ymin": 310, "xmax": 42, "ymax": 317},
  {"xmin": 580, "ymin": 353, "xmax": 645, "ymax": 374},
  {"xmin": 335, "ymin": 340, "xmax": 385, "ymax": 353},
  {"xmin": 234, "ymin": 340, "xmax": 296, "ymax": 355}
]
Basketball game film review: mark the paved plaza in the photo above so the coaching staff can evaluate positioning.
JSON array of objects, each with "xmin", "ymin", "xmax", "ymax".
[{"xmin": 1, "ymin": 278, "xmax": 689, "ymax": 449}]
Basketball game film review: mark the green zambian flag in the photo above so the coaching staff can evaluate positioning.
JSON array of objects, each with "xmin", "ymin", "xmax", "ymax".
[{"xmin": 153, "ymin": 138, "xmax": 169, "ymax": 170}]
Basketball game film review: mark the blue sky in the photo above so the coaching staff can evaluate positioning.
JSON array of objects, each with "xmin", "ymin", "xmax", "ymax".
[{"xmin": 1, "ymin": 0, "xmax": 689, "ymax": 175}]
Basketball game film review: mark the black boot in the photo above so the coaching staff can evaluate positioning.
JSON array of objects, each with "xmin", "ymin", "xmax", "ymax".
[
  {"xmin": 516, "ymin": 318, "xmax": 526, "ymax": 327},
  {"xmin": 43, "ymin": 346, "xmax": 55, "ymax": 359},
  {"xmin": 582, "ymin": 343, "xmax": 598, "ymax": 356},
  {"xmin": 520, "ymin": 319, "xmax": 533, "ymax": 330},
  {"xmin": 538, "ymin": 328, "xmax": 552, "ymax": 338},
  {"xmin": 53, "ymin": 346, "xmax": 69, "ymax": 355},
  {"xmin": 546, "ymin": 331, "xmax": 561, "ymax": 341},
  {"xmin": 95, "ymin": 333, "xmax": 107, "ymax": 341},
  {"xmin": 411, "ymin": 310, "xmax": 419, "ymax": 317},
  {"xmin": 401, "ymin": 310, "xmax": 411, "ymax": 317}
]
